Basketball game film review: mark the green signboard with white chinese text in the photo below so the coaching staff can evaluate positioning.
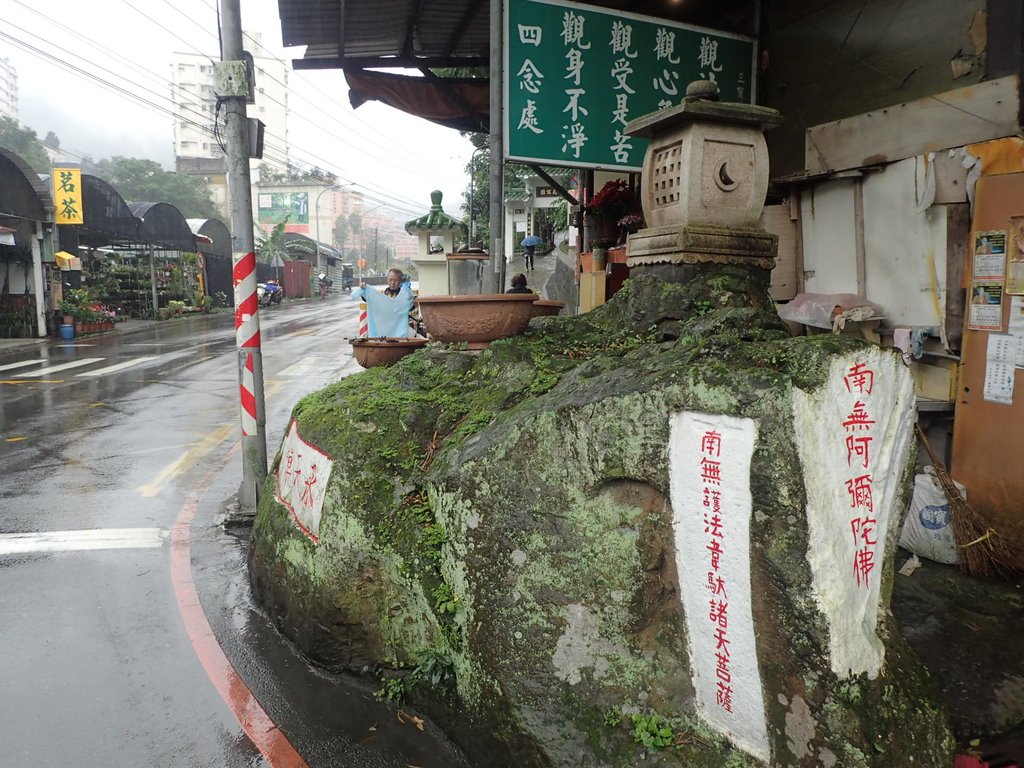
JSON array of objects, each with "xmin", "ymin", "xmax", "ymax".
[{"xmin": 504, "ymin": 0, "xmax": 756, "ymax": 170}]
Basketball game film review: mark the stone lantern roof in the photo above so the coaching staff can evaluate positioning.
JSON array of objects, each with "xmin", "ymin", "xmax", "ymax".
[{"xmin": 404, "ymin": 190, "xmax": 467, "ymax": 235}]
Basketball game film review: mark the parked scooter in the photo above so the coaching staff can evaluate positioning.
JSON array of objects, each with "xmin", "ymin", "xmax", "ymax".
[
  {"xmin": 317, "ymin": 273, "xmax": 333, "ymax": 299},
  {"xmin": 257, "ymin": 279, "xmax": 284, "ymax": 307}
]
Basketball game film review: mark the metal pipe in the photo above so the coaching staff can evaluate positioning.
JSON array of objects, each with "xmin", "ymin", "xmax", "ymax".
[{"xmin": 488, "ymin": 0, "xmax": 504, "ymax": 292}]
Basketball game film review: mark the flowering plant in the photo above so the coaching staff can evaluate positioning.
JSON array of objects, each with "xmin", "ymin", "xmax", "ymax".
[
  {"xmin": 617, "ymin": 213, "xmax": 645, "ymax": 232},
  {"xmin": 585, "ymin": 179, "xmax": 636, "ymax": 220}
]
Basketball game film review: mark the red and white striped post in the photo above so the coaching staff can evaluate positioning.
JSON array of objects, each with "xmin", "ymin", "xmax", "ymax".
[
  {"xmin": 233, "ymin": 250, "xmax": 267, "ymax": 506},
  {"xmin": 222, "ymin": 0, "xmax": 266, "ymax": 509},
  {"xmin": 358, "ymin": 300, "xmax": 368, "ymax": 337}
]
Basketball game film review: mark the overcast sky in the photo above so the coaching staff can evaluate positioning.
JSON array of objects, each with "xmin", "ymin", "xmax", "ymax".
[{"xmin": 2, "ymin": 0, "xmax": 476, "ymax": 218}]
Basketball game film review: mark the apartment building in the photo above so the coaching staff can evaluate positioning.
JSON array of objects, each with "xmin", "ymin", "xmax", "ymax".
[
  {"xmin": 169, "ymin": 33, "xmax": 289, "ymax": 218},
  {"xmin": 0, "ymin": 56, "xmax": 18, "ymax": 121}
]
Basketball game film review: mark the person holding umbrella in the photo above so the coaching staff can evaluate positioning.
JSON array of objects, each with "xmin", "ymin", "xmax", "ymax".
[{"xmin": 522, "ymin": 234, "xmax": 542, "ymax": 271}]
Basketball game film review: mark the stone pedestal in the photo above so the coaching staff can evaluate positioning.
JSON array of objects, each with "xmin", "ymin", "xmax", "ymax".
[{"xmin": 627, "ymin": 224, "xmax": 778, "ymax": 272}]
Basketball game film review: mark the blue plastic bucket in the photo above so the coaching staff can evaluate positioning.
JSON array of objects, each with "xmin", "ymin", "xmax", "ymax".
[{"xmin": 59, "ymin": 323, "xmax": 74, "ymax": 340}]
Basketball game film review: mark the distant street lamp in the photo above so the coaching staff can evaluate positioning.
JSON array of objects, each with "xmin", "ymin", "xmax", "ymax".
[{"xmin": 314, "ymin": 182, "xmax": 354, "ymax": 267}]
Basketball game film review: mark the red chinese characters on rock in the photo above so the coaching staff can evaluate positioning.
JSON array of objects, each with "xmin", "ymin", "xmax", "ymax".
[
  {"xmin": 842, "ymin": 362, "xmax": 878, "ymax": 588},
  {"xmin": 274, "ymin": 421, "xmax": 335, "ymax": 545},
  {"xmin": 700, "ymin": 429, "xmax": 733, "ymax": 714}
]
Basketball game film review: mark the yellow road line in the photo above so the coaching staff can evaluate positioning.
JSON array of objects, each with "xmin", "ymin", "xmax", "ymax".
[
  {"xmin": 0, "ymin": 379, "xmax": 63, "ymax": 384},
  {"xmin": 137, "ymin": 422, "xmax": 236, "ymax": 498},
  {"xmin": 4, "ymin": 436, "xmax": 29, "ymax": 443}
]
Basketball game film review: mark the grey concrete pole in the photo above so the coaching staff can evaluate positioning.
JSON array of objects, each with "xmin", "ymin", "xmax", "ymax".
[
  {"xmin": 221, "ymin": 0, "xmax": 268, "ymax": 508},
  {"xmin": 489, "ymin": 0, "xmax": 504, "ymax": 292}
]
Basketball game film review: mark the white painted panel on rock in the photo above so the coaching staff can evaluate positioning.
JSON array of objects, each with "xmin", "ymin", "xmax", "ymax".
[
  {"xmin": 792, "ymin": 348, "xmax": 915, "ymax": 679},
  {"xmin": 669, "ymin": 411, "xmax": 769, "ymax": 764},
  {"xmin": 275, "ymin": 420, "xmax": 335, "ymax": 543}
]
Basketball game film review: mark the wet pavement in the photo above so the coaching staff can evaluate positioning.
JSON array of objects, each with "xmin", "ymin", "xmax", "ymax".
[
  {"xmin": 0, "ymin": 296, "xmax": 468, "ymax": 767},
  {"xmin": 893, "ymin": 553, "xmax": 1024, "ymax": 765}
]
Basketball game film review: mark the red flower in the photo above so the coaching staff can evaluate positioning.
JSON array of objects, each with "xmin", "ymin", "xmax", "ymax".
[{"xmin": 585, "ymin": 180, "xmax": 635, "ymax": 219}]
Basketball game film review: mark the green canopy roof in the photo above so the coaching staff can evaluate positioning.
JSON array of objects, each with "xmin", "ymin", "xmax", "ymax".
[{"xmin": 405, "ymin": 190, "xmax": 467, "ymax": 235}]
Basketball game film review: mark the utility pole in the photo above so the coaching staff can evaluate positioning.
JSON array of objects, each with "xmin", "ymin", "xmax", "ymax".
[
  {"xmin": 489, "ymin": 0, "xmax": 504, "ymax": 291},
  {"xmin": 373, "ymin": 227, "xmax": 379, "ymax": 272},
  {"xmin": 219, "ymin": 0, "xmax": 267, "ymax": 508}
]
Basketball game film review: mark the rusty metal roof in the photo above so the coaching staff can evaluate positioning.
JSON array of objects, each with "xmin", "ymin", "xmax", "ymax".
[{"xmin": 278, "ymin": 0, "xmax": 755, "ymax": 71}]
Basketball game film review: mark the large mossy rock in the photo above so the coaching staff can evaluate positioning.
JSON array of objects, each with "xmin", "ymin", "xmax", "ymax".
[{"xmin": 249, "ymin": 268, "xmax": 954, "ymax": 767}]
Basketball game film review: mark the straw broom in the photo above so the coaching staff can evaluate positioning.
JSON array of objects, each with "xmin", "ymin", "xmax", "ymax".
[{"xmin": 915, "ymin": 425, "xmax": 1014, "ymax": 579}]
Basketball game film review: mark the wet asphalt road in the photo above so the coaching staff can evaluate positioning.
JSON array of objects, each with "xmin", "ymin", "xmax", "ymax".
[{"xmin": 0, "ymin": 296, "xmax": 469, "ymax": 768}]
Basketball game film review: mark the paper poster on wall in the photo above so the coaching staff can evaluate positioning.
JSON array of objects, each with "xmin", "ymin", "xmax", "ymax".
[
  {"xmin": 1006, "ymin": 218, "xmax": 1024, "ymax": 294},
  {"xmin": 983, "ymin": 334, "xmax": 1017, "ymax": 405},
  {"xmin": 973, "ymin": 230, "xmax": 1007, "ymax": 281},
  {"xmin": 1008, "ymin": 296, "xmax": 1024, "ymax": 367},
  {"xmin": 968, "ymin": 282, "xmax": 1004, "ymax": 331}
]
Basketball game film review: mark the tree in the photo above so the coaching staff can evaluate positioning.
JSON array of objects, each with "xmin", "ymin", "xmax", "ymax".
[
  {"xmin": 254, "ymin": 218, "xmax": 290, "ymax": 264},
  {"xmin": 0, "ymin": 117, "xmax": 51, "ymax": 173},
  {"xmin": 332, "ymin": 214, "xmax": 349, "ymax": 249},
  {"xmin": 460, "ymin": 133, "xmax": 533, "ymax": 247},
  {"xmin": 89, "ymin": 156, "xmax": 218, "ymax": 218},
  {"xmin": 348, "ymin": 211, "xmax": 363, "ymax": 258},
  {"xmin": 259, "ymin": 162, "xmax": 337, "ymax": 185},
  {"xmin": 44, "ymin": 131, "xmax": 61, "ymax": 149}
]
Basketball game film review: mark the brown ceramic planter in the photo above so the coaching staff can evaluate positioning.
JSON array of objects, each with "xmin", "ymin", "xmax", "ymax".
[
  {"xmin": 417, "ymin": 293, "xmax": 537, "ymax": 349},
  {"xmin": 530, "ymin": 299, "xmax": 564, "ymax": 319},
  {"xmin": 350, "ymin": 337, "xmax": 428, "ymax": 368}
]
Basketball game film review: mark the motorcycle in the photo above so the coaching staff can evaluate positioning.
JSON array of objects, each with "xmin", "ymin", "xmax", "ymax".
[
  {"xmin": 257, "ymin": 280, "xmax": 284, "ymax": 307},
  {"xmin": 317, "ymin": 273, "xmax": 333, "ymax": 299}
]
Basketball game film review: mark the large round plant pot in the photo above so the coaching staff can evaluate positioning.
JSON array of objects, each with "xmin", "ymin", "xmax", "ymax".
[
  {"xmin": 417, "ymin": 294, "xmax": 537, "ymax": 349},
  {"xmin": 530, "ymin": 299, "xmax": 564, "ymax": 319},
  {"xmin": 350, "ymin": 337, "xmax": 428, "ymax": 368}
]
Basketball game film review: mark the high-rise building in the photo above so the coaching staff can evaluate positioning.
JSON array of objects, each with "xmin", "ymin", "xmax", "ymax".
[
  {"xmin": 169, "ymin": 32, "xmax": 289, "ymax": 218},
  {"xmin": 0, "ymin": 56, "xmax": 18, "ymax": 121}
]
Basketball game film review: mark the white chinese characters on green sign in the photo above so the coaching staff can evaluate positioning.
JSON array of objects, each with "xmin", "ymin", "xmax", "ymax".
[{"xmin": 504, "ymin": 0, "xmax": 756, "ymax": 170}]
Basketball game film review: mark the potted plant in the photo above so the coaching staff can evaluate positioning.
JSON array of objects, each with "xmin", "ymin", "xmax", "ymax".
[
  {"xmin": 59, "ymin": 288, "xmax": 91, "ymax": 326},
  {"xmin": 585, "ymin": 180, "xmax": 639, "ymax": 246}
]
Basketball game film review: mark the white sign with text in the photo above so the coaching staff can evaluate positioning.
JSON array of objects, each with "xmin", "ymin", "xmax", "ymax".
[
  {"xmin": 669, "ymin": 411, "xmax": 768, "ymax": 763},
  {"xmin": 275, "ymin": 420, "xmax": 334, "ymax": 543}
]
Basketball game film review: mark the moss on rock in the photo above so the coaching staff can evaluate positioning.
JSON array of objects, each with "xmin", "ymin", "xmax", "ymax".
[{"xmin": 248, "ymin": 268, "xmax": 954, "ymax": 767}]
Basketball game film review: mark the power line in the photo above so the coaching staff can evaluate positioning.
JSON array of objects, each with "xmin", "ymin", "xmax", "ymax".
[{"xmin": 4, "ymin": 4, "xmax": 469, "ymax": 215}]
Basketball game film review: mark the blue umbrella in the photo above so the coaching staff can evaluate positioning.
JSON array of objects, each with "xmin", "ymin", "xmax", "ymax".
[{"xmin": 522, "ymin": 235, "xmax": 542, "ymax": 247}]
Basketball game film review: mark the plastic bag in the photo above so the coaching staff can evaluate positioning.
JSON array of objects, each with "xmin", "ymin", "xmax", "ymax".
[
  {"xmin": 898, "ymin": 467, "xmax": 960, "ymax": 565},
  {"xmin": 777, "ymin": 292, "xmax": 881, "ymax": 329}
]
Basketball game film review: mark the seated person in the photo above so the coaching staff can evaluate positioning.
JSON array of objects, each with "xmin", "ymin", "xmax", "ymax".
[{"xmin": 505, "ymin": 273, "xmax": 533, "ymax": 294}]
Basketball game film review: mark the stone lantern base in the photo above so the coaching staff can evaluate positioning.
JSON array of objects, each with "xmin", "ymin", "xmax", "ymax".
[{"xmin": 626, "ymin": 223, "xmax": 777, "ymax": 271}]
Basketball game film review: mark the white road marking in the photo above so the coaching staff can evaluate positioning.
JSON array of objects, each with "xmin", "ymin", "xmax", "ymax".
[
  {"xmin": 277, "ymin": 357, "xmax": 330, "ymax": 377},
  {"xmin": 0, "ymin": 528, "xmax": 168, "ymax": 555},
  {"xmin": 15, "ymin": 358, "xmax": 105, "ymax": 377},
  {"xmin": 0, "ymin": 359, "xmax": 46, "ymax": 373},
  {"xmin": 76, "ymin": 356, "xmax": 159, "ymax": 377}
]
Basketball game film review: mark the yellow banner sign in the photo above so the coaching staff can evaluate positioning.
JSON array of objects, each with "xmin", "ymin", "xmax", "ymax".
[{"xmin": 52, "ymin": 168, "xmax": 84, "ymax": 224}]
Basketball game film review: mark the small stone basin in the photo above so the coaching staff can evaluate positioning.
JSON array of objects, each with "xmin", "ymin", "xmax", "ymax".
[
  {"xmin": 530, "ymin": 299, "xmax": 565, "ymax": 319},
  {"xmin": 417, "ymin": 293, "xmax": 538, "ymax": 349},
  {"xmin": 350, "ymin": 337, "xmax": 428, "ymax": 367}
]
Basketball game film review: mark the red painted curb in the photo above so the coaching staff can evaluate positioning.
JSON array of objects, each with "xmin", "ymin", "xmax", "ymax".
[{"xmin": 171, "ymin": 442, "xmax": 308, "ymax": 768}]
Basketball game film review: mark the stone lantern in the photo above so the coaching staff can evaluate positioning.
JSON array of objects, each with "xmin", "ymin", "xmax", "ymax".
[
  {"xmin": 405, "ymin": 190, "xmax": 468, "ymax": 297},
  {"xmin": 625, "ymin": 81, "xmax": 783, "ymax": 275}
]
